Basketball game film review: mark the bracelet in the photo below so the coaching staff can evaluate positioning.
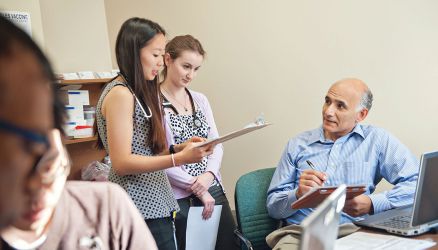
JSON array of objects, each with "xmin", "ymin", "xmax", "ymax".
[
  {"xmin": 169, "ymin": 144, "xmax": 176, "ymax": 154},
  {"xmin": 171, "ymin": 153, "xmax": 176, "ymax": 167}
]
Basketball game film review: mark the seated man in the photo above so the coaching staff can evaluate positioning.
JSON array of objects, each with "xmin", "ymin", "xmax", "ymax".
[{"xmin": 266, "ymin": 78, "xmax": 418, "ymax": 247}]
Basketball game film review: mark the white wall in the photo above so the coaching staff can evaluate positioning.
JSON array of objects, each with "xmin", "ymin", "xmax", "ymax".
[{"xmin": 105, "ymin": 0, "xmax": 438, "ymax": 208}]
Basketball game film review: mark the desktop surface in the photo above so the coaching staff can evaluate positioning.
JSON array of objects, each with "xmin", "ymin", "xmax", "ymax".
[{"xmin": 359, "ymin": 228, "xmax": 438, "ymax": 249}]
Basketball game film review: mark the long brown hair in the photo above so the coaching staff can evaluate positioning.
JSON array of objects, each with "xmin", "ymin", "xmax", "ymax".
[
  {"xmin": 98, "ymin": 17, "xmax": 167, "ymax": 154},
  {"xmin": 162, "ymin": 35, "xmax": 206, "ymax": 80}
]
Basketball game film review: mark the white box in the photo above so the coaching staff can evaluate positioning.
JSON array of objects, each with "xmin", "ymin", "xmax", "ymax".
[
  {"xmin": 64, "ymin": 120, "xmax": 88, "ymax": 138},
  {"xmin": 60, "ymin": 90, "xmax": 90, "ymax": 106},
  {"xmin": 65, "ymin": 105, "xmax": 84, "ymax": 122},
  {"xmin": 73, "ymin": 125, "xmax": 94, "ymax": 138}
]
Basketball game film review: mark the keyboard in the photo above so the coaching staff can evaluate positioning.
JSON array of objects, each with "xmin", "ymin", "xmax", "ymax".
[{"xmin": 375, "ymin": 215, "xmax": 412, "ymax": 229}]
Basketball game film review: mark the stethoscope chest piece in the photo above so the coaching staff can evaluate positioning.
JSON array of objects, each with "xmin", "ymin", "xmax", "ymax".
[{"xmin": 193, "ymin": 115, "xmax": 202, "ymax": 128}]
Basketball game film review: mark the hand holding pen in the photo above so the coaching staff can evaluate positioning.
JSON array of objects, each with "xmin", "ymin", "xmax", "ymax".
[{"xmin": 295, "ymin": 160, "xmax": 327, "ymax": 198}]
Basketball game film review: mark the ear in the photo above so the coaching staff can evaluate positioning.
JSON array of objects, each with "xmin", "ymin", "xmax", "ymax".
[
  {"xmin": 164, "ymin": 53, "xmax": 172, "ymax": 66},
  {"xmin": 356, "ymin": 108, "xmax": 369, "ymax": 123}
]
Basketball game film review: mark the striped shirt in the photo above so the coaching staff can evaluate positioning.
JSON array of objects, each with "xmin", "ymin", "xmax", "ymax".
[{"xmin": 266, "ymin": 124, "xmax": 419, "ymax": 224}]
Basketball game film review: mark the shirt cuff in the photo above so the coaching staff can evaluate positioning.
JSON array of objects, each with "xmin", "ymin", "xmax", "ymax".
[
  {"xmin": 369, "ymin": 193, "xmax": 391, "ymax": 214},
  {"xmin": 288, "ymin": 188, "xmax": 299, "ymax": 207}
]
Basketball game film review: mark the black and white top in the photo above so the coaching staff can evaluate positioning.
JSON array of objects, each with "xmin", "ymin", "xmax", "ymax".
[
  {"xmin": 96, "ymin": 80, "xmax": 179, "ymax": 219},
  {"xmin": 164, "ymin": 96, "xmax": 219, "ymax": 186}
]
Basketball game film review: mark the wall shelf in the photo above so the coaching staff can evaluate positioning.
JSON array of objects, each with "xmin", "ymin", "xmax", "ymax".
[
  {"xmin": 57, "ymin": 78, "xmax": 112, "ymax": 85},
  {"xmin": 65, "ymin": 136, "xmax": 98, "ymax": 145},
  {"xmin": 58, "ymin": 78, "xmax": 110, "ymax": 180}
]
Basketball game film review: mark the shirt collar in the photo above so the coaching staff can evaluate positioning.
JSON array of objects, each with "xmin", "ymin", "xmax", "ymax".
[{"xmin": 307, "ymin": 124, "xmax": 365, "ymax": 145}]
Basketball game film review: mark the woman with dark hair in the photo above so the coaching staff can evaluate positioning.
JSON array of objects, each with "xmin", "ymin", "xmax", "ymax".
[
  {"xmin": 96, "ymin": 18, "xmax": 212, "ymax": 249},
  {"xmin": 161, "ymin": 35, "xmax": 237, "ymax": 250}
]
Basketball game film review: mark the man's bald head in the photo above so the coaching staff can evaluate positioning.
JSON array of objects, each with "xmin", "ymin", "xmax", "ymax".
[
  {"xmin": 322, "ymin": 78, "xmax": 373, "ymax": 141},
  {"xmin": 331, "ymin": 78, "xmax": 373, "ymax": 111}
]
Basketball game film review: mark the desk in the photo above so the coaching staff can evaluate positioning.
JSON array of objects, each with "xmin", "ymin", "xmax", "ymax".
[{"xmin": 360, "ymin": 228, "xmax": 438, "ymax": 249}]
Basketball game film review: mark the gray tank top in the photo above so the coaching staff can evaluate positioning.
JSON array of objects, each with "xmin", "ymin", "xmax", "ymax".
[{"xmin": 96, "ymin": 79, "xmax": 179, "ymax": 219}]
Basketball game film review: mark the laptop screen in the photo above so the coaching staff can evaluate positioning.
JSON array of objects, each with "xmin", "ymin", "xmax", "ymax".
[
  {"xmin": 299, "ymin": 185, "xmax": 346, "ymax": 250},
  {"xmin": 412, "ymin": 151, "xmax": 438, "ymax": 226}
]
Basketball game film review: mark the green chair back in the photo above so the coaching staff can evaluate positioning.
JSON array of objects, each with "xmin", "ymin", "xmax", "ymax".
[{"xmin": 235, "ymin": 168, "xmax": 278, "ymax": 250}]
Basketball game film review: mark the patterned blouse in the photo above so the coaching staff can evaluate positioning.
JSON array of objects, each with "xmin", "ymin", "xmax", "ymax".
[
  {"xmin": 164, "ymin": 97, "xmax": 219, "ymax": 185},
  {"xmin": 96, "ymin": 79, "xmax": 179, "ymax": 219}
]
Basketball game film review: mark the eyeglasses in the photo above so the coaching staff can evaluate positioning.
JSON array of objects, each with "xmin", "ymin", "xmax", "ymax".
[
  {"xmin": 0, "ymin": 118, "xmax": 49, "ymax": 148},
  {"xmin": 32, "ymin": 129, "xmax": 71, "ymax": 185},
  {"xmin": 0, "ymin": 118, "xmax": 50, "ymax": 178}
]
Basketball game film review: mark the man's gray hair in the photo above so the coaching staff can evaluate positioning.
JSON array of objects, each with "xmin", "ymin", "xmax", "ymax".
[{"xmin": 358, "ymin": 88, "xmax": 373, "ymax": 111}]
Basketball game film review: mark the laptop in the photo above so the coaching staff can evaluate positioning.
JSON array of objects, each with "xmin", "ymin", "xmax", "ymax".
[
  {"xmin": 299, "ymin": 184, "xmax": 347, "ymax": 250},
  {"xmin": 354, "ymin": 151, "xmax": 438, "ymax": 236}
]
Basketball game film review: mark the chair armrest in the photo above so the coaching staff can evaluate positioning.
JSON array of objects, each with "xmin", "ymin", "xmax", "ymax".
[{"xmin": 234, "ymin": 229, "xmax": 254, "ymax": 250}]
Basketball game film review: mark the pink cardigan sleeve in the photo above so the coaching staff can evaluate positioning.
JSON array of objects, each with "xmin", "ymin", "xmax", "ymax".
[{"xmin": 195, "ymin": 92, "xmax": 224, "ymax": 182}]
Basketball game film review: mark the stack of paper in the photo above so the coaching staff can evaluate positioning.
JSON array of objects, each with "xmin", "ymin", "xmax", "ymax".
[{"xmin": 335, "ymin": 232, "xmax": 436, "ymax": 250}]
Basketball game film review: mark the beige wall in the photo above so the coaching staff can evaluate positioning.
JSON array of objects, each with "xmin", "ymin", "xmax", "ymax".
[
  {"xmin": 1, "ymin": 0, "xmax": 45, "ymax": 48},
  {"xmin": 1, "ymin": 0, "xmax": 112, "ymax": 73},
  {"xmin": 3, "ymin": 0, "xmax": 438, "ymax": 209},
  {"xmin": 105, "ymin": 0, "xmax": 438, "ymax": 208},
  {"xmin": 38, "ymin": 0, "xmax": 112, "ymax": 73}
]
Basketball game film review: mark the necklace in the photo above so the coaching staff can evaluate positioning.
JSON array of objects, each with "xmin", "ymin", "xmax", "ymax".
[{"xmin": 163, "ymin": 87, "xmax": 189, "ymax": 112}]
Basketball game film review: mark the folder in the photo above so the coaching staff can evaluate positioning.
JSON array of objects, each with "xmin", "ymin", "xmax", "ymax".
[
  {"xmin": 291, "ymin": 185, "xmax": 366, "ymax": 209},
  {"xmin": 195, "ymin": 122, "xmax": 271, "ymax": 148}
]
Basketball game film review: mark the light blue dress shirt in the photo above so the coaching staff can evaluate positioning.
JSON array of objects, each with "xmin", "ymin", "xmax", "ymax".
[{"xmin": 266, "ymin": 124, "xmax": 419, "ymax": 225}]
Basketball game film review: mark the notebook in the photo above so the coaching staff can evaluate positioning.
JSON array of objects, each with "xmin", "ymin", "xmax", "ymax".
[
  {"xmin": 299, "ymin": 184, "xmax": 347, "ymax": 250},
  {"xmin": 354, "ymin": 151, "xmax": 438, "ymax": 236},
  {"xmin": 291, "ymin": 185, "xmax": 366, "ymax": 209}
]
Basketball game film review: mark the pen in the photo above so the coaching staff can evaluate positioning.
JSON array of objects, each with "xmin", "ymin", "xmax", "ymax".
[{"xmin": 306, "ymin": 160, "xmax": 316, "ymax": 170}]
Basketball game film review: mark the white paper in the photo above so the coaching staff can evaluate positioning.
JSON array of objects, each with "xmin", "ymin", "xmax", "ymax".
[
  {"xmin": 96, "ymin": 72, "xmax": 114, "ymax": 78},
  {"xmin": 196, "ymin": 123, "xmax": 271, "ymax": 148},
  {"xmin": 0, "ymin": 11, "xmax": 32, "ymax": 36},
  {"xmin": 335, "ymin": 232, "xmax": 436, "ymax": 250},
  {"xmin": 77, "ymin": 71, "xmax": 96, "ymax": 79},
  {"xmin": 186, "ymin": 205, "xmax": 222, "ymax": 250},
  {"xmin": 62, "ymin": 73, "xmax": 80, "ymax": 80}
]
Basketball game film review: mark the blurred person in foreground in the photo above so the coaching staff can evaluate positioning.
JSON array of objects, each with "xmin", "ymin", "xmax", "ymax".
[{"xmin": 0, "ymin": 16, "xmax": 157, "ymax": 250}]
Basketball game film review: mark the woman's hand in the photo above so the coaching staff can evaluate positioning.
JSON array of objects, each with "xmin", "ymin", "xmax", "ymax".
[
  {"xmin": 174, "ymin": 141, "xmax": 213, "ymax": 165},
  {"xmin": 174, "ymin": 136, "xmax": 205, "ymax": 152},
  {"xmin": 189, "ymin": 172, "xmax": 215, "ymax": 197},
  {"xmin": 198, "ymin": 192, "xmax": 215, "ymax": 220}
]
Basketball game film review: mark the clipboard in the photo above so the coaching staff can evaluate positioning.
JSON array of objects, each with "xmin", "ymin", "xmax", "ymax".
[
  {"xmin": 291, "ymin": 185, "xmax": 366, "ymax": 209},
  {"xmin": 195, "ymin": 123, "xmax": 272, "ymax": 148}
]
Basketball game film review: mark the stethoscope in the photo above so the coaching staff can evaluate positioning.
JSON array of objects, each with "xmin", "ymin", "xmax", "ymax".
[
  {"xmin": 161, "ymin": 88, "xmax": 203, "ymax": 128},
  {"xmin": 118, "ymin": 73, "xmax": 152, "ymax": 119}
]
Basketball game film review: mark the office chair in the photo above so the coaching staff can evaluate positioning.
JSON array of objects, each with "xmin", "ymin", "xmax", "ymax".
[{"xmin": 234, "ymin": 167, "xmax": 279, "ymax": 250}]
